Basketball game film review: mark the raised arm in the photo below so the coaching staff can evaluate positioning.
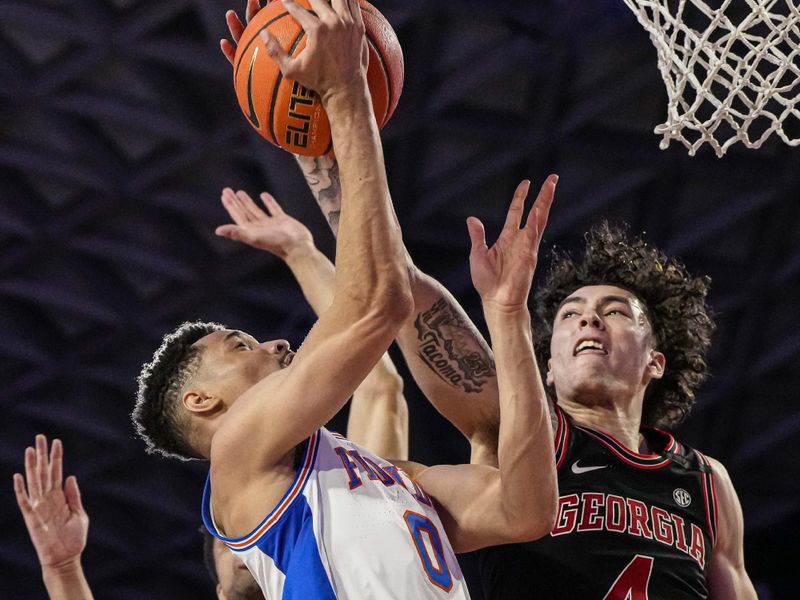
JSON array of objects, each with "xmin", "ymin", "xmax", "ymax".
[
  {"xmin": 706, "ymin": 458, "xmax": 757, "ymax": 599},
  {"xmin": 213, "ymin": 0, "xmax": 412, "ymax": 468},
  {"xmin": 216, "ymin": 189, "xmax": 408, "ymax": 460},
  {"xmin": 294, "ymin": 156, "xmax": 507, "ymax": 465},
  {"xmin": 221, "ymin": 1, "xmax": 513, "ymax": 464},
  {"xmin": 414, "ymin": 177, "xmax": 559, "ymax": 552},
  {"xmin": 14, "ymin": 435, "xmax": 94, "ymax": 600}
]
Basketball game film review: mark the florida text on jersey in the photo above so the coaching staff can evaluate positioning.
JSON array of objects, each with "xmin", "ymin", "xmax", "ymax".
[{"xmin": 203, "ymin": 428, "xmax": 471, "ymax": 599}]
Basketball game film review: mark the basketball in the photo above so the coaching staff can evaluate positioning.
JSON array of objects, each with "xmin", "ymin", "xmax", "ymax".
[{"xmin": 232, "ymin": 0, "xmax": 404, "ymax": 156}]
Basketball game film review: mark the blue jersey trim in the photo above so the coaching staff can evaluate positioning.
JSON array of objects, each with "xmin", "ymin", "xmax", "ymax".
[
  {"xmin": 256, "ymin": 498, "xmax": 337, "ymax": 599},
  {"xmin": 201, "ymin": 431, "xmax": 321, "ymax": 549}
]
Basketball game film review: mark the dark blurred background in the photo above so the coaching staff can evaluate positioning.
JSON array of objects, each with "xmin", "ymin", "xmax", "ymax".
[{"xmin": 1, "ymin": 0, "xmax": 797, "ymax": 598}]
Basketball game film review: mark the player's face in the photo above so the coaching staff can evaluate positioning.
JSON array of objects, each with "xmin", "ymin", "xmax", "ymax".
[
  {"xmin": 193, "ymin": 329, "xmax": 295, "ymax": 406},
  {"xmin": 547, "ymin": 285, "xmax": 663, "ymax": 404},
  {"xmin": 212, "ymin": 538, "xmax": 262, "ymax": 600}
]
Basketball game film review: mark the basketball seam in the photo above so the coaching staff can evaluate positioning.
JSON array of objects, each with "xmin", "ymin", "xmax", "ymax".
[
  {"xmin": 365, "ymin": 35, "xmax": 391, "ymax": 127},
  {"xmin": 233, "ymin": 12, "xmax": 292, "ymax": 79},
  {"xmin": 269, "ymin": 29, "xmax": 308, "ymax": 149},
  {"xmin": 362, "ymin": 5, "xmax": 399, "ymax": 128}
]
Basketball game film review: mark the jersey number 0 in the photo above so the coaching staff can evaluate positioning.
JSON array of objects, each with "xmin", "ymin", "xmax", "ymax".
[{"xmin": 404, "ymin": 511, "xmax": 453, "ymax": 592}]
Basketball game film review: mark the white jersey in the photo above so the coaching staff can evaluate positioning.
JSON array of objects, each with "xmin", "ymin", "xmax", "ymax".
[{"xmin": 202, "ymin": 427, "xmax": 470, "ymax": 599}]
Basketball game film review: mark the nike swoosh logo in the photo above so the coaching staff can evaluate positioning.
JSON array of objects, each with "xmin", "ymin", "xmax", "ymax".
[
  {"xmin": 246, "ymin": 47, "xmax": 261, "ymax": 128},
  {"xmin": 571, "ymin": 460, "xmax": 607, "ymax": 474}
]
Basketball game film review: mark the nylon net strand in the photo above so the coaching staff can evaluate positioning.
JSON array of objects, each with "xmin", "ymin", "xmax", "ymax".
[{"xmin": 623, "ymin": 0, "xmax": 800, "ymax": 156}]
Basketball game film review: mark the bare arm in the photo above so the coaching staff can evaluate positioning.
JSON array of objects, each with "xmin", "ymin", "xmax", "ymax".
[
  {"xmin": 347, "ymin": 356, "xmax": 409, "ymax": 460},
  {"xmin": 211, "ymin": 0, "xmax": 413, "ymax": 539},
  {"xmin": 216, "ymin": 190, "xmax": 408, "ymax": 460},
  {"xmin": 14, "ymin": 435, "xmax": 94, "ymax": 600},
  {"xmin": 415, "ymin": 178, "xmax": 559, "ymax": 552},
  {"xmin": 706, "ymin": 458, "xmax": 757, "ymax": 599},
  {"xmin": 295, "ymin": 154, "xmax": 342, "ymax": 235},
  {"xmin": 295, "ymin": 156, "xmax": 517, "ymax": 465},
  {"xmin": 213, "ymin": 0, "xmax": 412, "ymax": 469}
]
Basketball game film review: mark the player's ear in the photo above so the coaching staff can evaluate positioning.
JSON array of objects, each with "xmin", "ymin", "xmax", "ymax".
[
  {"xmin": 646, "ymin": 350, "xmax": 666, "ymax": 380},
  {"xmin": 183, "ymin": 389, "xmax": 224, "ymax": 416},
  {"xmin": 216, "ymin": 583, "xmax": 227, "ymax": 599},
  {"xmin": 546, "ymin": 358, "xmax": 554, "ymax": 386}
]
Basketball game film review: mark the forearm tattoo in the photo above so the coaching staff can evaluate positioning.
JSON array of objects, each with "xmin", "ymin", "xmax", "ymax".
[
  {"xmin": 414, "ymin": 297, "xmax": 496, "ymax": 393},
  {"xmin": 296, "ymin": 155, "xmax": 342, "ymax": 236}
]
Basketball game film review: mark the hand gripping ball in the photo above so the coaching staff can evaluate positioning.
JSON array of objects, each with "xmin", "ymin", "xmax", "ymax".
[{"xmin": 232, "ymin": 0, "xmax": 404, "ymax": 156}]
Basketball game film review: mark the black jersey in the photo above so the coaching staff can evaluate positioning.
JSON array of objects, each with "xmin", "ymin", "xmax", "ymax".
[{"xmin": 479, "ymin": 405, "xmax": 718, "ymax": 600}]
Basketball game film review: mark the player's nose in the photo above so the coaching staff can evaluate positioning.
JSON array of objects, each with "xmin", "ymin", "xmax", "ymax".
[
  {"xmin": 579, "ymin": 311, "xmax": 604, "ymax": 329},
  {"xmin": 261, "ymin": 339, "xmax": 291, "ymax": 354}
]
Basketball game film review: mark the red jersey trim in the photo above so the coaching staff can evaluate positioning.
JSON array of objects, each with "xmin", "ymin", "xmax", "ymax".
[
  {"xmin": 695, "ymin": 450, "xmax": 719, "ymax": 547},
  {"xmin": 577, "ymin": 426, "xmax": 673, "ymax": 470},
  {"xmin": 554, "ymin": 404, "xmax": 570, "ymax": 470}
]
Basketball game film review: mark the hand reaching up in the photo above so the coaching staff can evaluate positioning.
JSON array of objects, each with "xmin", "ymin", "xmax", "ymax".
[
  {"xmin": 220, "ymin": 0, "xmax": 264, "ymax": 65},
  {"xmin": 216, "ymin": 188, "xmax": 315, "ymax": 260},
  {"xmin": 467, "ymin": 175, "xmax": 558, "ymax": 312},
  {"xmin": 14, "ymin": 435, "xmax": 88, "ymax": 570}
]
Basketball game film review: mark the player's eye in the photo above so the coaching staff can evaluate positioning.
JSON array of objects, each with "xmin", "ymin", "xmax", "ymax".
[
  {"xmin": 561, "ymin": 310, "xmax": 578, "ymax": 319},
  {"xmin": 236, "ymin": 342, "xmax": 250, "ymax": 350}
]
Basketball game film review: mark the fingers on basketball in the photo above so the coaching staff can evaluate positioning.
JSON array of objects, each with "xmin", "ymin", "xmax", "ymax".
[{"xmin": 234, "ymin": 0, "xmax": 402, "ymax": 156}]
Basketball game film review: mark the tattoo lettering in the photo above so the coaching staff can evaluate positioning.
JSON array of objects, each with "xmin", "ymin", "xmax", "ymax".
[
  {"xmin": 414, "ymin": 297, "xmax": 496, "ymax": 393},
  {"xmin": 296, "ymin": 155, "xmax": 342, "ymax": 235}
]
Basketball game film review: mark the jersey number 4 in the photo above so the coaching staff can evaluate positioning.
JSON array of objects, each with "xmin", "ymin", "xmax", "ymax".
[
  {"xmin": 603, "ymin": 554, "xmax": 654, "ymax": 600},
  {"xmin": 404, "ymin": 511, "xmax": 453, "ymax": 592}
]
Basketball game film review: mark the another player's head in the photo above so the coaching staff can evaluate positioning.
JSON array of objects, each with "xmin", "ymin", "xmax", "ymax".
[
  {"xmin": 132, "ymin": 321, "xmax": 293, "ymax": 460},
  {"xmin": 201, "ymin": 528, "xmax": 263, "ymax": 600},
  {"xmin": 534, "ymin": 222, "xmax": 715, "ymax": 429}
]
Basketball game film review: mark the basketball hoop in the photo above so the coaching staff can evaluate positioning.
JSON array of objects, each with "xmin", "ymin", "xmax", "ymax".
[{"xmin": 623, "ymin": 0, "xmax": 800, "ymax": 156}]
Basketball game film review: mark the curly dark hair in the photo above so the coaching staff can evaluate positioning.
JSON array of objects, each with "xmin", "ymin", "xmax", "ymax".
[
  {"xmin": 132, "ymin": 321, "xmax": 225, "ymax": 460},
  {"xmin": 533, "ymin": 222, "xmax": 715, "ymax": 429}
]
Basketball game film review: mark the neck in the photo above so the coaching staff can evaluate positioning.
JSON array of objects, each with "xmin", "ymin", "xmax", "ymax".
[{"xmin": 559, "ymin": 392, "xmax": 646, "ymax": 453}]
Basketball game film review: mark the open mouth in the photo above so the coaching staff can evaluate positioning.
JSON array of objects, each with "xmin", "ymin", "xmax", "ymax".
[{"xmin": 573, "ymin": 339, "xmax": 607, "ymax": 356}]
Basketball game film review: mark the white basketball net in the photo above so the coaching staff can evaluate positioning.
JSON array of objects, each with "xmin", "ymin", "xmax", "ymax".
[{"xmin": 623, "ymin": 0, "xmax": 800, "ymax": 156}]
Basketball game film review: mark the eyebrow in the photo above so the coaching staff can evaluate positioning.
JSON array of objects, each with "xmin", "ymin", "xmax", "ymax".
[
  {"xmin": 557, "ymin": 294, "xmax": 634, "ymax": 310},
  {"xmin": 224, "ymin": 330, "xmax": 246, "ymax": 342}
]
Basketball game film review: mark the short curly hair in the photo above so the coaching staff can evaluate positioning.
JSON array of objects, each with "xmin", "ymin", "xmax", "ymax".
[
  {"xmin": 132, "ymin": 321, "xmax": 225, "ymax": 460},
  {"xmin": 534, "ymin": 222, "xmax": 715, "ymax": 429}
]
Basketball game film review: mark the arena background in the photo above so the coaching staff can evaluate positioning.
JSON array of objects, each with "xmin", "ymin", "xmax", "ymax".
[{"xmin": 1, "ymin": 0, "xmax": 797, "ymax": 598}]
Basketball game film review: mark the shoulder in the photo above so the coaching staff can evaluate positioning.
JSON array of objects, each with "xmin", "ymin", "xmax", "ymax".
[
  {"xmin": 702, "ymin": 455, "xmax": 758, "ymax": 598},
  {"xmin": 698, "ymin": 454, "xmax": 743, "ymax": 551},
  {"xmin": 702, "ymin": 455, "xmax": 738, "ymax": 514}
]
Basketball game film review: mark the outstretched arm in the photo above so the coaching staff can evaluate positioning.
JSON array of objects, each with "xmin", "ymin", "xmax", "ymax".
[
  {"xmin": 415, "ymin": 177, "xmax": 559, "ymax": 552},
  {"xmin": 216, "ymin": 189, "xmax": 408, "ymax": 459},
  {"xmin": 212, "ymin": 0, "xmax": 412, "ymax": 537},
  {"xmin": 293, "ymin": 157, "xmax": 507, "ymax": 465},
  {"xmin": 706, "ymin": 458, "xmax": 757, "ymax": 599},
  {"xmin": 222, "ymin": 1, "xmax": 507, "ymax": 463},
  {"xmin": 14, "ymin": 435, "xmax": 93, "ymax": 600}
]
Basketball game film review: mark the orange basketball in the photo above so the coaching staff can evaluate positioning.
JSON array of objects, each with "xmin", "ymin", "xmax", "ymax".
[{"xmin": 232, "ymin": 0, "xmax": 404, "ymax": 156}]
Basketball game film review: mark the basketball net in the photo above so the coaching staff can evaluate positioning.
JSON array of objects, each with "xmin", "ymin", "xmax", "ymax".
[{"xmin": 623, "ymin": 0, "xmax": 800, "ymax": 156}]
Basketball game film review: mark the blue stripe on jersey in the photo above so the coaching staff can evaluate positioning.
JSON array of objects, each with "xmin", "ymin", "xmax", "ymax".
[
  {"xmin": 255, "ymin": 497, "xmax": 336, "ymax": 600},
  {"xmin": 201, "ymin": 433, "xmax": 321, "ymax": 549}
]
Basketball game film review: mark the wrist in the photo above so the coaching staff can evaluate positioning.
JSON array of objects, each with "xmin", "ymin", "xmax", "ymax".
[
  {"xmin": 283, "ymin": 241, "xmax": 321, "ymax": 266},
  {"xmin": 481, "ymin": 299, "xmax": 531, "ymax": 318},
  {"xmin": 42, "ymin": 555, "xmax": 83, "ymax": 578},
  {"xmin": 321, "ymin": 78, "xmax": 371, "ymax": 115}
]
